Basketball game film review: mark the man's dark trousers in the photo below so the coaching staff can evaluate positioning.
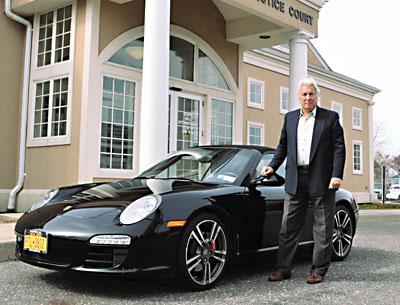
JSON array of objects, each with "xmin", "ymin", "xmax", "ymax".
[{"xmin": 276, "ymin": 166, "xmax": 336, "ymax": 276}]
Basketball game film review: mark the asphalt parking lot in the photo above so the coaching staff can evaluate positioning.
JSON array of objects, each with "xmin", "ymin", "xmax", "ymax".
[{"xmin": 0, "ymin": 212, "xmax": 399, "ymax": 305}]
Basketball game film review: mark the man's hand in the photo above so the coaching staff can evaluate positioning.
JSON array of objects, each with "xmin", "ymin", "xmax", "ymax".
[
  {"xmin": 329, "ymin": 177, "xmax": 342, "ymax": 189},
  {"xmin": 261, "ymin": 166, "xmax": 274, "ymax": 177}
]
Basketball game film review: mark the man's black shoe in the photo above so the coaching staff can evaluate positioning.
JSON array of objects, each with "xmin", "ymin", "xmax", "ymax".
[{"xmin": 268, "ymin": 271, "xmax": 291, "ymax": 282}]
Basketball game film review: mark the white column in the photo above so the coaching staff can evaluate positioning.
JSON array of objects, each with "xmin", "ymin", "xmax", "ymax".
[
  {"xmin": 368, "ymin": 101, "xmax": 375, "ymax": 201},
  {"xmin": 139, "ymin": 0, "xmax": 171, "ymax": 173},
  {"xmin": 289, "ymin": 31, "xmax": 311, "ymax": 110}
]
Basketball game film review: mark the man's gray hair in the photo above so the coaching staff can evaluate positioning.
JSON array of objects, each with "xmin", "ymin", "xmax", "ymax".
[{"xmin": 298, "ymin": 77, "xmax": 320, "ymax": 97}]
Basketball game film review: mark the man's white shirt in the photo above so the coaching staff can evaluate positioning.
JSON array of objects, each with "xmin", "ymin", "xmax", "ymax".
[
  {"xmin": 296, "ymin": 107, "xmax": 341, "ymax": 189},
  {"xmin": 297, "ymin": 107, "xmax": 316, "ymax": 166}
]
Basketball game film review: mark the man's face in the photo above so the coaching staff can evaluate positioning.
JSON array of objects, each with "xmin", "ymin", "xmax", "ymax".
[{"xmin": 298, "ymin": 84, "xmax": 317, "ymax": 114}]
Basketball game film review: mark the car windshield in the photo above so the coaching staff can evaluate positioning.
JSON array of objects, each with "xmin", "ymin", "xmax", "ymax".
[{"xmin": 138, "ymin": 147, "xmax": 255, "ymax": 184}]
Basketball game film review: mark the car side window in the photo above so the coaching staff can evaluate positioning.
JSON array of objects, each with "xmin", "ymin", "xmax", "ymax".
[{"xmin": 255, "ymin": 153, "xmax": 286, "ymax": 177}]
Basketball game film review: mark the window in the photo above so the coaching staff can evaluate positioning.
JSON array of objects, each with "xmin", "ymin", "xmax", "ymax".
[
  {"xmin": 248, "ymin": 78, "xmax": 264, "ymax": 109},
  {"xmin": 210, "ymin": 98, "xmax": 233, "ymax": 145},
  {"xmin": 108, "ymin": 36, "xmax": 230, "ymax": 91},
  {"xmin": 247, "ymin": 122, "xmax": 264, "ymax": 145},
  {"xmin": 28, "ymin": 3, "xmax": 75, "ymax": 147},
  {"xmin": 100, "ymin": 76, "xmax": 136, "ymax": 170},
  {"xmin": 33, "ymin": 77, "xmax": 69, "ymax": 138},
  {"xmin": 352, "ymin": 107, "xmax": 362, "ymax": 130},
  {"xmin": 255, "ymin": 153, "xmax": 286, "ymax": 178},
  {"xmin": 352, "ymin": 141, "xmax": 363, "ymax": 174},
  {"xmin": 331, "ymin": 101, "xmax": 343, "ymax": 125},
  {"xmin": 197, "ymin": 50, "xmax": 229, "ymax": 90},
  {"xmin": 37, "ymin": 5, "xmax": 72, "ymax": 67},
  {"xmin": 280, "ymin": 86, "xmax": 289, "ymax": 114},
  {"xmin": 169, "ymin": 36, "xmax": 194, "ymax": 81}
]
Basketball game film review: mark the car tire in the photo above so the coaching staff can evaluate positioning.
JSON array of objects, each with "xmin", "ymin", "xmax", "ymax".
[
  {"xmin": 176, "ymin": 213, "xmax": 230, "ymax": 291},
  {"xmin": 331, "ymin": 204, "xmax": 354, "ymax": 261}
]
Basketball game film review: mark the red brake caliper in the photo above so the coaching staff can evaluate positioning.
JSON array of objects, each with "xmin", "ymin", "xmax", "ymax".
[{"xmin": 211, "ymin": 242, "xmax": 216, "ymax": 252}]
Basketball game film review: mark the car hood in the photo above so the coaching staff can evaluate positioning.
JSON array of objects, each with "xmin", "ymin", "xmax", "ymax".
[{"xmin": 19, "ymin": 178, "xmax": 223, "ymax": 225}]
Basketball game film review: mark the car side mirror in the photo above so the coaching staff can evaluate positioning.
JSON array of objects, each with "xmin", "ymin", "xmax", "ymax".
[{"xmin": 251, "ymin": 173, "xmax": 285, "ymax": 187}]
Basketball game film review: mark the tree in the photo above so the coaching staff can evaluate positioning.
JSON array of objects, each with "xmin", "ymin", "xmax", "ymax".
[
  {"xmin": 374, "ymin": 150, "xmax": 389, "ymax": 181},
  {"xmin": 373, "ymin": 119, "xmax": 387, "ymax": 153}
]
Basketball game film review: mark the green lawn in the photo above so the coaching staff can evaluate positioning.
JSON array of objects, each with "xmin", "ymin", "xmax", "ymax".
[{"xmin": 358, "ymin": 202, "xmax": 400, "ymax": 210}]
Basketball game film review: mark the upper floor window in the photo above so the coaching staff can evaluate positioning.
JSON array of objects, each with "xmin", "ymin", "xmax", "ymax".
[
  {"xmin": 280, "ymin": 86, "xmax": 289, "ymax": 114},
  {"xmin": 331, "ymin": 101, "xmax": 343, "ymax": 125},
  {"xmin": 108, "ymin": 36, "xmax": 230, "ymax": 91},
  {"xmin": 247, "ymin": 78, "xmax": 264, "ymax": 109},
  {"xmin": 352, "ymin": 107, "xmax": 362, "ymax": 130},
  {"xmin": 37, "ymin": 5, "xmax": 72, "ymax": 67}
]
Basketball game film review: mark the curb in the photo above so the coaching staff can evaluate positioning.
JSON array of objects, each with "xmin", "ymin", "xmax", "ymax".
[{"xmin": 0, "ymin": 240, "xmax": 16, "ymax": 263}]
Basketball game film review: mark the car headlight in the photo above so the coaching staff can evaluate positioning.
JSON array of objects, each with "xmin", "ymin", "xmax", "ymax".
[
  {"xmin": 29, "ymin": 189, "xmax": 59, "ymax": 212},
  {"xmin": 119, "ymin": 194, "xmax": 161, "ymax": 225}
]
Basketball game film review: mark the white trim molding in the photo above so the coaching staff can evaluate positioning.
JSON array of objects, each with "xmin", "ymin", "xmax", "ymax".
[{"xmin": 244, "ymin": 50, "xmax": 379, "ymax": 103}]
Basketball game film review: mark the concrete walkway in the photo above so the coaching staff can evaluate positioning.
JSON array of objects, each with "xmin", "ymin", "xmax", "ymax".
[{"xmin": 0, "ymin": 213, "xmax": 22, "ymax": 262}]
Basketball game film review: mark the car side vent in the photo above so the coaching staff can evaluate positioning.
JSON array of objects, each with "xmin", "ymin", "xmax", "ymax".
[{"xmin": 84, "ymin": 245, "xmax": 129, "ymax": 269}]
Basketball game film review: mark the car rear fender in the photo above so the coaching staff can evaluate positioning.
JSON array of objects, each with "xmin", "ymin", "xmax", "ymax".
[{"xmin": 336, "ymin": 199, "xmax": 357, "ymax": 235}]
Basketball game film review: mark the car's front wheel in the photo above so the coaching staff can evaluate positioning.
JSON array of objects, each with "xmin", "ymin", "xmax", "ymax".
[
  {"xmin": 331, "ymin": 204, "xmax": 354, "ymax": 261},
  {"xmin": 176, "ymin": 213, "xmax": 229, "ymax": 291}
]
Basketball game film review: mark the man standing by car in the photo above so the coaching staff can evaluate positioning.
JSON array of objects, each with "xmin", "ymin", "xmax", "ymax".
[{"xmin": 261, "ymin": 77, "xmax": 345, "ymax": 284}]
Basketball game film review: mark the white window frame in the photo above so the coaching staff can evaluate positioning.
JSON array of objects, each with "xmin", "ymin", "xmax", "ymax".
[
  {"xmin": 27, "ymin": 1, "xmax": 76, "ymax": 147},
  {"xmin": 99, "ymin": 74, "xmax": 137, "ymax": 171},
  {"xmin": 247, "ymin": 77, "xmax": 265, "ymax": 110},
  {"xmin": 280, "ymin": 86, "xmax": 289, "ymax": 114},
  {"xmin": 352, "ymin": 140, "xmax": 363, "ymax": 175},
  {"xmin": 331, "ymin": 101, "xmax": 343, "ymax": 125},
  {"xmin": 208, "ymin": 97, "xmax": 234, "ymax": 145},
  {"xmin": 33, "ymin": 3, "xmax": 74, "ymax": 68},
  {"xmin": 352, "ymin": 107, "xmax": 362, "ymax": 130},
  {"xmin": 247, "ymin": 121, "xmax": 265, "ymax": 146}
]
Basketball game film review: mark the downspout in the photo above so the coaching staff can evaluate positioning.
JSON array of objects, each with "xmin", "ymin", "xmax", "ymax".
[{"xmin": 4, "ymin": 0, "xmax": 32, "ymax": 212}]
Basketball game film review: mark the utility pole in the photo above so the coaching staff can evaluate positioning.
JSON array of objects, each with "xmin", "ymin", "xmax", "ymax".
[{"xmin": 382, "ymin": 165, "xmax": 386, "ymax": 204}]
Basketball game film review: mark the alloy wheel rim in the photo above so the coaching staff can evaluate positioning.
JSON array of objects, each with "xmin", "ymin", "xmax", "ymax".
[
  {"xmin": 185, "ymin": 219, "xmax": 227, "ymax": 285},
  {"xmin": 332, "ymin": 209, "xmax": 353, "ymax": 258}
]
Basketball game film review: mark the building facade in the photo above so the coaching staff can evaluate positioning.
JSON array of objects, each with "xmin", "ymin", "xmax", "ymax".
[{"xmin": 0, "ymin": 0, "xmax": 379, "ymax": 211}]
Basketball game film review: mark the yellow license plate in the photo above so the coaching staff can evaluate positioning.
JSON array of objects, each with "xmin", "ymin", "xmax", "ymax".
[{"xmin": 23, "ymin": 230, "xmax": 48, "ymax": 254}]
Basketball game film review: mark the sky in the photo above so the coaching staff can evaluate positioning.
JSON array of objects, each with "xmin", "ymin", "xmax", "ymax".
[{"xmin": 312, "ymin": 0, "xmax": 400, "ymax": 156}]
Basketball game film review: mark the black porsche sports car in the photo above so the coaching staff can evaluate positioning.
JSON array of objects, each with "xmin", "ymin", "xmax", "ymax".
[{"xmin": 15, "ymin": 145, "xmax": 358, "ymax": 290}]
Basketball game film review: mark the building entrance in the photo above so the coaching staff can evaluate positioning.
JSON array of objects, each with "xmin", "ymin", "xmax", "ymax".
[{"xmin": 168, "ymin": 91, "xmax": 203, "ymax": 153}]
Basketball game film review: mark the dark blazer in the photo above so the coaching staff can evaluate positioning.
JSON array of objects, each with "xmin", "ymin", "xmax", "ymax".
[{"xmin": 269, "ymin": 106, "xmax": 345, "ymax": 197}]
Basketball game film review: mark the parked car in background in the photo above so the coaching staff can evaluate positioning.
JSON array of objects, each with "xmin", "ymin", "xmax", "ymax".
[
  {"xmin": 386, "ymin": 184, "xmax": 400, "ymax": 200},
  {"xmin": 15, "ymin": 146, "xmax": 359, "ymax": 290}
]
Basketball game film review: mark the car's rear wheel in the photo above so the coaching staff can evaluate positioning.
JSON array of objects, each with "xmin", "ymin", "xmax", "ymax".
[
  {"xmin": 331, "ymin": 204, "xmax": 354, "ymax": 261},
  {"xmin": 176, "ymin": 213, "xmax": 229, "ymax": 291}
]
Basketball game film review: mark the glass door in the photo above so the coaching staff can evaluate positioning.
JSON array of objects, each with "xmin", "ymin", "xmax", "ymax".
[{"xmin": 168, "ymin": 91, "xmax": 203, "ymax": 153}]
